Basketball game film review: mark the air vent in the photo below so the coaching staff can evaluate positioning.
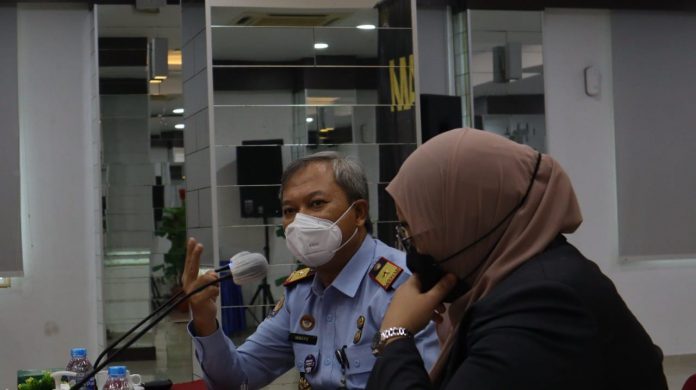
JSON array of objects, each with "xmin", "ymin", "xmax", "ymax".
[{"xmin": 233, "ymin": 12, "xmax": 346, "ymax": 27}]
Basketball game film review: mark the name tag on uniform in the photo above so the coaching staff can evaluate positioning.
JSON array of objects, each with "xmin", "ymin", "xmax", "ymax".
[{"xmin": 289, "ymin": 333, "xmax": 318, "ymax": 345}]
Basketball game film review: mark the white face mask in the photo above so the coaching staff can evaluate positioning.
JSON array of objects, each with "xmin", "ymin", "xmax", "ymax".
[{"xmin": 285, "ymin": 203, "xmax": 359, "ymax": 268}]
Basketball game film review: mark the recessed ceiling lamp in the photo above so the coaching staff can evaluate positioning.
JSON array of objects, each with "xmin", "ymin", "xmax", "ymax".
[
  {"xmin": 175, "ymin": 123, "xmax": 185, "ymax": 129},
  {"xmin": 173, "ymin": 108, "xmax": 184, "ymax": 114},
  {"xmin": 314, "ymin": 42, "xmax": 329, "ymax": 50},
  {"xmin": 356, "ymin": 24, "xmax": 376, "ymax": 30}
]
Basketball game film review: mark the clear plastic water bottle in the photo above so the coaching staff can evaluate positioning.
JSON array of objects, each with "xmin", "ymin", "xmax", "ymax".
[
  {"xmin": 66, "ymin": 348, "xmax": 96, "ymax": 390},
  {"xmin": 103, "ymin": 366, "xmax": 129, "ymax": 390}
]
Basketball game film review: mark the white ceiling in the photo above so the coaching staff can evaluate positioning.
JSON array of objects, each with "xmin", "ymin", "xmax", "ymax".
[
  {"xmin": 98, "ymin": 4, "xmax": 182, "ymax": 49},
  {"xmin": 210, "ymin": 6, "xmax": 384, "ymax": 62},
  {"xmin": 97, "ymin": 4, "xmax": 183, "ymax": 128}
]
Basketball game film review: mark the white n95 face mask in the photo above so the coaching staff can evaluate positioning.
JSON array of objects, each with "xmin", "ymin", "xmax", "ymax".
[{"xmin": 285, "ymin": 203, "xmax": 358, "ymax": 268}]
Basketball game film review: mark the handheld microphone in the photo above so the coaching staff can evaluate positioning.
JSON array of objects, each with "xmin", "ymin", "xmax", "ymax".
[
  {"xmin": 81, "ymin": 252, "xmax": 268, "ymax": 389},
  {"xmin": 216, "ymin": 251, "xmax": 268, "ymax": 285}
]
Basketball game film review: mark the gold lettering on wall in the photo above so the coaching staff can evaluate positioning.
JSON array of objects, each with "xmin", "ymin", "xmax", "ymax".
[{"xmin": 389, "ymin": 54, "xmax": 415, "ymax": 112}]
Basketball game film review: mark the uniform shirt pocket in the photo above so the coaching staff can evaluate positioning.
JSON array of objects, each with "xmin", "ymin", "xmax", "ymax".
[{"xmin": 344, "ymin": 344, "xmax": 377, "ymax": 387}]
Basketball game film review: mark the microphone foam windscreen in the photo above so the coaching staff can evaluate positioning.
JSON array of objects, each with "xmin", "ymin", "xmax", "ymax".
[{"xmin": 230, "ymin": 251, "xmax": 268, "ymax": 285}]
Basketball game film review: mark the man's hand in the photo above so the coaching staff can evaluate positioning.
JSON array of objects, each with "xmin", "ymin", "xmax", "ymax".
[
  {"xmin": 380, "ymin": 273, "xmax": 458, "ymax": 335},
  {"xmin": 182, "ymin": 237, "xmax": 219, "ymax": 336}
]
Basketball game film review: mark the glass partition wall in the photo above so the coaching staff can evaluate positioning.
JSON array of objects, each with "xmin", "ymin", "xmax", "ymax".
[
  {"xmin": 98, "ymin": 4, "xmax": 193, "ymax": 382},
  {"xmin": 467, "ymin": 10, "xmax": 546, "ymax": 152},
  {"xmin": 181, "ymin": 2, "xmax": 418, "ymax": 382}
]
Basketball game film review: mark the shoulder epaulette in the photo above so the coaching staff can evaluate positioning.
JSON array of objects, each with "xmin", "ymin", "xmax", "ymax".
[
  {"xmin": 283, "ymin": 267, "xmax": 315, "ymax": 287},
  {"xmin": 369, "ymin": 257, "xmax": 403, "ymax": 291}
]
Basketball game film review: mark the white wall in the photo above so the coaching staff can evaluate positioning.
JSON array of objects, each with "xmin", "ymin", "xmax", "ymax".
[
  {"xmin": 611, "ymin": 12, "xmax": 696, "ymax": 258},
  {"xmin": 543, "ymin": 9, "xmax": 696, "ymax": 356},
  {"xmin": 0, "ymin": 5, "xmax": 101, "ymax": 386}
]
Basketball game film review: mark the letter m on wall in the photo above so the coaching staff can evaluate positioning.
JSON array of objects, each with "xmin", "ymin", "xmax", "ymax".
[{"xmin": 389, "ymin": 54, "xmax": 415, "ymax": 112}]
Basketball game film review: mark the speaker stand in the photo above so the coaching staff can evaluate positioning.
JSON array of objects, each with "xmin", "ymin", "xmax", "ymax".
[{"xmin": 248, "ymin": 213, "xmax": 275, "ymax": 321}]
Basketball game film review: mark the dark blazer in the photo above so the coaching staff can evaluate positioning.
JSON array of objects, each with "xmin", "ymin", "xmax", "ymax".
[{"xmin": 367, "ymin": 236, "xmax": 667, "ymax": 390}]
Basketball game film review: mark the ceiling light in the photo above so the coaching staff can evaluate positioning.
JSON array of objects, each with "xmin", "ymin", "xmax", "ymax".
[
  {"xmin": 175, "ymin": 123, "xmax": 185, "ymax": 129},
  {"xmin": 149, "ymin": 79, "xmax": 162, "ymax": 84},
  {"xmin": 168, "ymin": 50, "xmax": 182, "ymax": 66},
  {"xmin": 356, "ymin": 24, "xmax": 376, "ymax": 30},
  {"xmin": 305, "ymin": 96, "xmax": 339, "ymax": 105},
  {"xmin": 173, "ymin": 108, "xmax": 184, "ymax": 114},
  {"xmin": 306, "ymin": 117, "xmax": 314, "ymax": 123},
  {"xmin": 314, "ymin": 42, "xmax": 329, "ymax": 50},
  {"xmin": 319, "ymin": 127, "xmax": 334, "ymax": 133}
]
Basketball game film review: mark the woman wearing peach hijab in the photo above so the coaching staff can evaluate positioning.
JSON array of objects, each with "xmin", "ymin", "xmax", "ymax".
[{"xmin": 367, "ymin": 129, "xmax": 667, "ymax": 390}]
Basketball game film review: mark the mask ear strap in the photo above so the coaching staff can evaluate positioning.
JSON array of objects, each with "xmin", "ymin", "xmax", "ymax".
[
  {"xmin": 333, "ymin": 226, "xmax": 358, "ymax": 253},
  {"xmin": 331, "ymin": 201, "xmax": 357, "ymax": 227},
  {"xmin": 439, "ymin": 152, "xmax": 543, "ymax": 265}
]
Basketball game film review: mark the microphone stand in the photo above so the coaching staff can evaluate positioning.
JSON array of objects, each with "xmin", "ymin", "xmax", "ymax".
[
  {"xmin": 93, "ymin": 263, "xmax": 228, "ymax": 368},
  {"xmin": 71, "ymin": 272, "xmax": 233, "ymax": 390},
  {"xmin": 93, "ymin": 290, "xmax": 183, "ymax": 368}
]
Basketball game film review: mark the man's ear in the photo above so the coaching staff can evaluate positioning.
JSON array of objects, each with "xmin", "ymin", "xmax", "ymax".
[{"xmin": 353, "ymin": 199, "xmax": 369, "ymax": 227}]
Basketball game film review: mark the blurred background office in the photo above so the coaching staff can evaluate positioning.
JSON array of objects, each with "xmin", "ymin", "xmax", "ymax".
[{"xmin": 1, "ymin": 0, "xmax": 695, "ymax": 388}]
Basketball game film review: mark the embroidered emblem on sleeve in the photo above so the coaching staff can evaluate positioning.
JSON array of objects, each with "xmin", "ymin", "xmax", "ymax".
[
  {"xmin": 267, "ymin": 295, "xmax": 285, "ymax": 318},
  {"xmin": 369, "ymin": 257, "xmax": 403, "ymax": 291}
]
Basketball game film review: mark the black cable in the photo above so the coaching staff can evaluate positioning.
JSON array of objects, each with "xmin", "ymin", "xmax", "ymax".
[{"xmin": 71, "ymin": 272, "xmax": 232, "ymax": 390}]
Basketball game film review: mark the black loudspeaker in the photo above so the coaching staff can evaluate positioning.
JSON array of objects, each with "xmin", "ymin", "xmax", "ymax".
[
  {"xmin": 237, "ymin": 139, "xmax": 284, "ymax": 218},
  {"xmin": 420, "ymin": 94, "xmax": 463, "ymax": 143}
]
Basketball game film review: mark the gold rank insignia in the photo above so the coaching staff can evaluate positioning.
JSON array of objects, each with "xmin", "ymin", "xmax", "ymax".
[
  {"xmin": 268, "ymin": 295, "xmax": 285, "ymax": 318},
  {"xmin": 369, "ymin": 257, "xmax": 403, "ymax": 291},
  {"xmin": 283, "ymin": 267, "xmax": 316, "ymax": 287}
]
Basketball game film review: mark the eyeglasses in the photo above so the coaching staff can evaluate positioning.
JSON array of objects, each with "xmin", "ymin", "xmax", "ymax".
[{"xmin": 394, "ymin": 224, "xmax": 412, "ymax": 252}]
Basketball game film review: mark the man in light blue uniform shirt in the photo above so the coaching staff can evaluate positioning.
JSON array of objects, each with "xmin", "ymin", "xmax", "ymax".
[{"xmin": 183, "ymin": 152, "xmax": 439, "ymax": 389}]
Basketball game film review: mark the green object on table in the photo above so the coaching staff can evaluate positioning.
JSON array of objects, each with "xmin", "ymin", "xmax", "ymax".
[{"xmin": 17, "ymin": 371, "xmax": 55, "ymax": 390}]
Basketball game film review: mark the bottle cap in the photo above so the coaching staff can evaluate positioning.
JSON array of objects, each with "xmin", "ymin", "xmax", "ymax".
[
  {"xmin": 108, "ymin": 366, "xmax": 127, "ymax": 377},
  {"xmin": 70, "ymin": 348, "xmax": 87, "ymax": 358}
]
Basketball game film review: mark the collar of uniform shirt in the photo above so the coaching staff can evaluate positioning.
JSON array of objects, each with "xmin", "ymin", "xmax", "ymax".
[{"xmin": 310, "ymin": 236, "xmax": 377, "ymax": 298}]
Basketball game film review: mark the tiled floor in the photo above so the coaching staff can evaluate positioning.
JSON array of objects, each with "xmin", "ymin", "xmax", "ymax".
[{"xmin": 117, "ymin": 316, "xmax": 696, "ymax": 389}]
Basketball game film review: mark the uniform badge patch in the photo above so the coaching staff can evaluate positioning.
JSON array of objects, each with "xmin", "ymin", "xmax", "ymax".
[
  {"xmin": 300, "ymin": 314, "xmax": 315, "ymax": 331},
  {"xmin": 369, "ymin": 257, "xmax": 403, "ymax": 291},
  {"xmin": 267, "ymin": 295, "xmax": 285, "ymax": 318},
  {"xmin": 304, "ymin": 354, "xmax": 317, "ymax": 374},
  {"xmin": 283, "ymin": 268, "xmax": 315, "ymax": 287}
]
